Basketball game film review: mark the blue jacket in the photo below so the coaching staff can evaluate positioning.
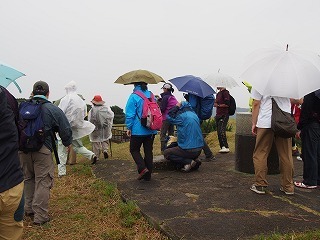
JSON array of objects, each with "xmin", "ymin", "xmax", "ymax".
[
  {"xmin": 167, "ymin": 101, "xmax": 204, "ymax": 150},
  {"xmin": 125, "ymin": 85, "xmax": 157, "ymax": 136}
]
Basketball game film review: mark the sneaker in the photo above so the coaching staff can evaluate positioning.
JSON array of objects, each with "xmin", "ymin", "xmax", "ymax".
[
  {"xmin": 294, "ymin": 181, "xmax": 317, "ymax": 189},
  {"xmin": 191, "ymin": 159, "xmax": 202, "ymax": 170},
  {"xmin": 280, "ymin": 187, "xmax": 294, "ymax": 195},
  {"xmin": 250, "ymin": 184, "xmax": 267, "ymax": 194},
  {"xmin": 296, "ymin": 156, "xmax": 303, "ymax": 161},
  {"xmin": 202, "ymin": 155, "xmax": 216, "ymax": 162},
  {"xmin": 91, "ymin": 155, "xmax": 97, "ymax": 165},
  {"xmin": 219, "ymin": 147, "xmax": 230, "ymax": 153},
  {"xmin": 137, "ymin": 168, "xmax": 149, "ymax": 180},
  {"xmin": 292, "ymin": 149, "xmax": 300, "ymax": 156},
  {"xmin": 103, "ymin": 151, "xmax": 109, "ymax": 159},
  {"xmin": 181, "ymin": 164, "xmax": 192, "ymax": 172}
]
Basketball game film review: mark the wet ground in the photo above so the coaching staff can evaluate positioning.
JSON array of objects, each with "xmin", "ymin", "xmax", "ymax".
[{"xmin": 93, "ymin": 153, "xmax": 320, "ymax": 240}]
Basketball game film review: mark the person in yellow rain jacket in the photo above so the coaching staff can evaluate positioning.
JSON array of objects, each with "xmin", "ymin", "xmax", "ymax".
[{"xmin": 242, "ymin": 81, "xmax": 253, "ymax": 112}]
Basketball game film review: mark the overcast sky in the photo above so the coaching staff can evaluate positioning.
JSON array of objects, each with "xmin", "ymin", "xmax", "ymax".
[{"xmin": 1, "ymin": 0, "xmax": 319, "ymax": 109}]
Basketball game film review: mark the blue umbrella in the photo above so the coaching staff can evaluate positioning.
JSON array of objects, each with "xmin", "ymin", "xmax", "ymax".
[
  {"xmin": 169, "ymin": 75, "xmax": 215, "ymax": 98},
  {"xmin": 0, "ymin": 64, "xmax": 25, "ymax": 93}
]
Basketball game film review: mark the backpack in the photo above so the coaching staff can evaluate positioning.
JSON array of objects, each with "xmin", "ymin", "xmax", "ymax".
[
  {"xmin": 228, "ymin": 95, "xmax": 236, "ymax": 116},
  {"xmin": 189, "ymin": 94, "xmax": 215, "ymax": 120},
  {"xmin": 18, "ymin": 99, "xmax": 47, "ymax": 153},
  {"xmin": 134, "ymin": 91, "xmax": 163, "ymax": 130}
]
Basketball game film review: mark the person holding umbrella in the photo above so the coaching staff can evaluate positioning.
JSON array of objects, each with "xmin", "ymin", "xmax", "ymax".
[
  {"xmin": 125, "ymin": 82, "xmax": 158, "ymax": 181},
  {"xmin": 214, "ymin": 86, "xmax": 231, "ymax": 153},
  {"xmin": 250, "ymin": 88, "xmax": 294, "ymax": 195}
]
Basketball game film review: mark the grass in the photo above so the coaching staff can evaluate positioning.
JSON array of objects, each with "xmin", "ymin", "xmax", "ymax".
[{"xmin": 23, "ymin": 118, "xmax": 320, "ymax": 240}]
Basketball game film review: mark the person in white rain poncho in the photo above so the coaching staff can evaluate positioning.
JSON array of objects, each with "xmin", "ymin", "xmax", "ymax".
[
  {"xmin": 57, "ymin": 81, "xmax": 96, "ymax": 177},
  {"xmin": 88, "ymin": 95, "xmax": 114, "ymax": 160}
]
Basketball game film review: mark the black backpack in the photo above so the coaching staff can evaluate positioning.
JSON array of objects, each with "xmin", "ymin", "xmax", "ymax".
[{"xmin": 228, "ymin": 95, "xmax": 236, "ymax": 116}]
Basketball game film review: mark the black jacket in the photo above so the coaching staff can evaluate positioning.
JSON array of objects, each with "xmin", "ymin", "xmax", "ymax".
[
  {"xmin": 297, "ymin": 90, "xmax": 320, "ymax": 130},
  {"xmin": 0, "ymin": 87, "xmax": 24, "ymax": 193}
]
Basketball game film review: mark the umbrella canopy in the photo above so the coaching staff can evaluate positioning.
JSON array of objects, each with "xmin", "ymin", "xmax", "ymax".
[
  {"xmin": 115, "ymin": 69, "xmax": 165, "ymax": 85},
  {"xmin": 169, "ymin": 75, "xmax": 215, "ymax": 98},
  {"xmin": 240, "ymin": 45, "xmax": 320, "ymax": 99},
  {"xmin": 204, "ymin": 71, "xmax": 239, "ymax": 89},
  {"xmin": 0, "ymin": 64, "xmax": 25, "ymax": 93}
]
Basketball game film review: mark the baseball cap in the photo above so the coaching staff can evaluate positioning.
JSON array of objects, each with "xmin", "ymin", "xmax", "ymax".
[{"xmin": 33, "ymin": 81, "xmax": 49, "ymax": 95}]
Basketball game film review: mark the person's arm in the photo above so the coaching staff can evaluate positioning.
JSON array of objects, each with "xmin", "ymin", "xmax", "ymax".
[{"xmin": 251, "ymin": 99, "xmax": 261, "ymax": 135}]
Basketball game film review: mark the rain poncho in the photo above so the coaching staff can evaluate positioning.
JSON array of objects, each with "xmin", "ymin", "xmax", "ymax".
[
  {"xmin": 58, "ymin": 81, "xmax": 95, "ymax": 139},
  {"xmin": 88, "ymin": 105, "xmax": 114, "ymax": 142}
]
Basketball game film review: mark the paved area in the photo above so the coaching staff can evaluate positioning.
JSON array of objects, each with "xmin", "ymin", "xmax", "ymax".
[{"xmin": 93, "ymin": 153, "xmax": 320, "ymax": 240}]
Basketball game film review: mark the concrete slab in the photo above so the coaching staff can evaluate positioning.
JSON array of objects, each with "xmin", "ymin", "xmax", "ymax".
[{"xmin": 93, "ymin": 153, "xmax": 320, "ymax": 240}]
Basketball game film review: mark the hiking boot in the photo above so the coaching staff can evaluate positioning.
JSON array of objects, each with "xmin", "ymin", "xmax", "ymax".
[
  {"xmin": 103, "ymin": 151, "xmax": 109, "ymax": 159},
  {"xmin": 33, "ymin": 218, "xmax": 50, "ymax": 226},
  {"xmin": 294, "ymin": 181, "xmax": 317, "ymax": 189},
  {"xmin": 250, "ymin": 184, "xmax": 267, "ymax": 194},
  {"xmin": 91, "ymin": 155, "xmax": 97, "ymax": 165},
  {"xmin": 280, "ymin": 187, "xmax": 294, "ymax": 195},
  {"xmin": 143, "ymin": 171, "xmax": 151, "ymax": 181},
  {"xmin": 219, "ymin": 147, "xmax": 230, "ymax": 153},
  {"xmin": 292, "ymin": 149, "xmax": 300, "ymax": 156},
  {"xmin": 137, "ymin": 168, "xmax": 149, "ymax": 180}
]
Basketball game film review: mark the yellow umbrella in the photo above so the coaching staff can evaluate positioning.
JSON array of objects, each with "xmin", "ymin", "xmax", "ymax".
[{"xmin": 115, "ymin": 69, "xmax": 165, "ymax": 85}]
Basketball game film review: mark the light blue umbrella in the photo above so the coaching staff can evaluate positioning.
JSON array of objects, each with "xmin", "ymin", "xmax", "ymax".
[{"xmin": 0, "ymin": 64, "xmax": 25, "ymax": 93}]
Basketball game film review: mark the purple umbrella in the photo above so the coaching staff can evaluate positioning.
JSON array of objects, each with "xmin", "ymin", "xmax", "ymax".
[{"xmin": 169, "ymin": 75, "xmax": 215, "ymax": 98}]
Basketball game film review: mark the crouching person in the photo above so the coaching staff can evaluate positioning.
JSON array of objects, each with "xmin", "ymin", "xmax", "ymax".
[{"xmin": 164, "ymin": 101, "xmax": 204, "ymax": 172}]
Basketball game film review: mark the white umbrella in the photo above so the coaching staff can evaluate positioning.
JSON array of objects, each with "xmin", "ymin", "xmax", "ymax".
[
  {"xmin": 203, "ymin": 70, "xmax": 239, "ymax": 89},
  {"xmin": 240, "ymin": 45, "xmax": 320, "ymax": 99}
]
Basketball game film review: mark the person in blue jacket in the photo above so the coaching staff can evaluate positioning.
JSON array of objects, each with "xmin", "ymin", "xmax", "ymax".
[
  {"xmin": 164, "ymin": 101, "xmax": 204, "ymax": 172},
  {"xmin": 125, "ymin": 82, "xmax": 157, "ymax": 181}
]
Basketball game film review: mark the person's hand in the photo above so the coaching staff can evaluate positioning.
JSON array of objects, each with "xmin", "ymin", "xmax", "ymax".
[
  {"xmin": 66, "ymin": 144, "xmax": 72, "ymax": 152},
  {"xmin": 252, "ymin": 125, "xmax": 257, "ymax": 136},
  {"xmin": 176, "ymin": 102, "xmax": 181, "ymax": 107},
  {"xmin": 295, "ymin": 131, "xmax": 301, "ymax": 139},
  {"xmin": 126, "ymin": 129, "xmax": 131, "ymax": 137}
]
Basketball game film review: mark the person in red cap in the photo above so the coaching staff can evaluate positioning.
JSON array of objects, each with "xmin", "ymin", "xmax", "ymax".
[{"xmin": 88, "ymin": 95, "xmax": 114, "ymax": 160}]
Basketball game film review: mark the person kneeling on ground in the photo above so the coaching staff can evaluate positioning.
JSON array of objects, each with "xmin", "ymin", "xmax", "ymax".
[{"xmin": 163, "ymin": 101, "xmax": 204, "ymax": 172}]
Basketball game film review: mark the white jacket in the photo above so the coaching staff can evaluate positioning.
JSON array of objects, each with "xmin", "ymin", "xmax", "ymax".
[
  {"xmin": 58, "ymin": 81, "xmax": 95, "ymax": 139},
  {"xmin": 88, "ymin": 105, "xmax": 114, "ymax": 142}
]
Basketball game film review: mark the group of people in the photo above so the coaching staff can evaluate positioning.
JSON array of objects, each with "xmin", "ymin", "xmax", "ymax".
[
  {"xmin": 0, "ymin": 80, "xmax": 114, "ymax": 239},
  {"xmin": 125, "ymin": 80, "xmax": 320, "ymax": 198},
  {"xmin": 250, "ymin": 88, "xmax": 320, "ymax": 195},
  {"xmin": 125, "ymin": 81, "xmax": 233, "ymax": 181},
  {"xmin": 1, "ymin": 78, "xmax": 319, "ymax": 239}
]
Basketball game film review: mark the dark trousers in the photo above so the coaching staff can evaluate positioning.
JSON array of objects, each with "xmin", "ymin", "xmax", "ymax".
[
  {"xmin": 130, "ymin": 135, "xmax": 155, "ymax": 174},
  {"xmin": 215, "ymin": 115, "xmax": 229, "ymax": 148},
  {"xmin": 163, "ymin": 146, "xmax": 201, "ymax": 169},
  {"xmin": 301, "ymin": 122, "xmax": 320, "ymax": 186},
  {"xmin": 160, "ymin": 120, "xmax": 175, "ymax": 151}
]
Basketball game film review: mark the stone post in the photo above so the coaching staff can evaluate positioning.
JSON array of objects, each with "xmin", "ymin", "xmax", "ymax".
[{"xmin": 235, "ymin": 112, "xmax": 280, "ymax": 174}]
